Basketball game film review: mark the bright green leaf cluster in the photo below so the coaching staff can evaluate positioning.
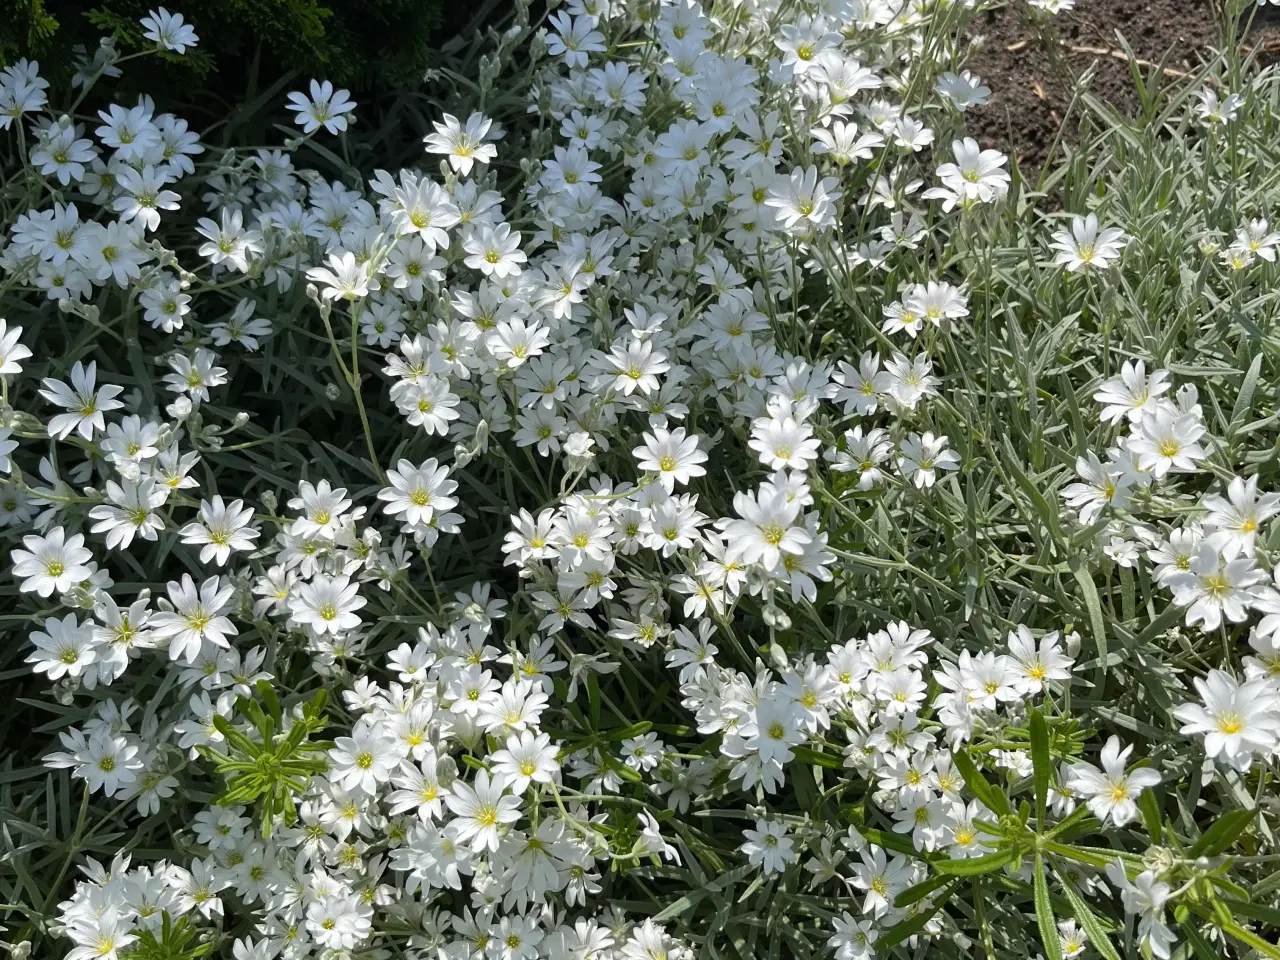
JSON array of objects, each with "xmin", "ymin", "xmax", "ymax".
[{"xmin": 198, "ymin": 682, "xmax": 331, "ymax": 837}]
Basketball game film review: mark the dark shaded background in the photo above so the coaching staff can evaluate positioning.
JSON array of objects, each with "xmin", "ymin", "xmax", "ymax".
[{"xmin": 1, "ymin": 0, "xmax": 511, "ymax": 123}]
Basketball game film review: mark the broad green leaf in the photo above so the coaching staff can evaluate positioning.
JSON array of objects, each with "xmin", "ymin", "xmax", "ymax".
[
  {"xmin": 858, "ymin": 826, "xmax": 925, "ymax": 859},
  {"xmin": 1189, "ymin": 807, "xmax": 1256, "ymax": 857},
  {"xmin": 791, "ymin": 746, "xmax": 846, "ymax": 770},
  {"xmin": 601, "ymin": 721, "xmax": 653, "ymax": 741},
  {"xmin": 1030, "ymin": 709, "xmax": 1051, "ymax": 829},
  {"xmin": 1070, "ymin": 561, "xmax": 1109, "ymax": 677},
  {"xmin": 1001, "ymin": 436, "xmax": 1063, "ymax": 542},
  {"xmin": 1222, "ymin": 898, "xmax": 1280, "ymax": 930},
  {"xmin": 1227, "ymin": 352, "xmax": 1264, "ymax": 437},
  {"xmin": 877, "ymin": 884, "xmax": 957, "ymax": 949},
  {"xmin": 651, "ymin": 864, "xmax": 755, "ymax": 921},
  {"xmin": 894, "ymin": 872, "xmax": 954, "ymax": 909},
  {"xmin": 1137, "ymin": 789, "xmax": 1163, "ymax": 845},
  {"xmin": 1180, "ymin": 921, "xmax": 1220, "ymax": 960},
  {"xmin": 951, "ymin": 749, "xmax": 1011, "ymax": 816},
  {"xmin": 1058, "ymin": 870, "xmax": 1122, "ymax": 960},
  {"xmin": 1034, "ymin": 852, "xmax": 1063, "ymax": 960},
  {"xmin": 932, "ymin": 849, "xmax": 1016, "ymax": 876},
  {"xmin": 1218, "ymin": 919, "xmax": 1280, "ymax": 960}
]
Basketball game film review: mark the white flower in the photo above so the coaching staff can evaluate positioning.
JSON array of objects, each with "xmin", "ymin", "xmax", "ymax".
[
  {"xmin": 378, "ymin": 458, "xmax": 458, "ymax": 527},
  {"xmin": 195, "ymin": 208, "xmax": 262, "ymax": 272},
  {"xmin": 1203, "ymin": 475, "xmax": 1280, "ymax": 559},
  {"xmin": 151, "ymin": 574, "xmax": 237, "ymax": 662},
  {"xmin": 77, "ymin": 731, "xmax": 144, "ymax": 796},
  {"xmin": 39, "ymin": 360, "xmax": 125, "ymax": 440},
  {"xmin": 936, "ymin": 70, "xmax": 990, "ymax": 110},
  {"xmin": 113, "ymin": 164, "xmax": 180, "ymax": 232},
  {"xmin": 65, "ymin": 908, "xmax": 137, "ymax": 960},
  {"xmin": 0, "ymin": 428, "xmax": 18, "ymax": 475},
  {"xmin": 633, "ymin": 427, "xmax": 708, "ymax": 491},
  {"xmin": 94, "ymin": 103, "xmax": 160, "ymax": 162},
  {"xmin": 765, "ymin": 165, "xmax": 841, "ymax": 233},
  {"xmin": 1061, "ymin": 452, "xmax": 1132, "ymax": 524},
  {"xmin": 1130, "ymin": 409, "xmax": 1207, "ymax": 478},
  {"xmin": 306, "ymin": 894, "xmax": 371, "ymax": 950},
  {"xmin": 487, "ymin": 318, "xmax": 550, "ymax": 368},
  {"xmin": 827, "ymin": 426, "xmax": 892, "ymax": 490},
  {"xmin": 935, "ymin": 138, "xmax": 1010, "ymax": 203},
  {"xmin": 774, "ymin": 14, "xmax": 840, "ymax": 75},
  {"xmin": 721, "ymin": 485, "xmax": 811, "ymax": 571},
  {"xmin": 1050, "ymin": 213, "xmax": 1128, "ymax": 271},
  {"xmin": 444, "ymin": 770, "xmax": 522, "ymax": 852},
  {"xmin": 140, "ymin": 7, "xmax": 199, "ymax": 53},
  {"xmin": 604, "ymin": 337, "xmax": 670, "ymax": 397},
  {"xmin": 307, "ymin": 251, "xmax": 370, "ymax": 300},
  {"xmin": 828, "ymin": 913, "xmax": 878, "ymax": 960},
  {"xmin": 330, "ymin": 729, "xmax": 399, "ymax": 794},
  {"xmin": 749, "ymin": 415, "xmax": 820, "ymax": 471},
  {"xmin": 490, "ymin": 730, "xmax": 560, "ymax": 794},
  {"xmin": 289, "ymin": 573, "xmax": 366, "ymax": 635},
  {"xmin": 851, "ymin": 846, "xmax": 911, "ymax": 918},
  {"xmin": 1007, "ymin": 625, "xmax": 1073, "ymax": 694},
  {"xmin": 622, "ymin": 732, "xmax": 665, "ymax": 771},
  {"xmin": 1196, "ymin": 87, "xmax": 1243, "ymax": 125},
  {"xmin": 0, "ymin": 319, "xmax": 34, "ymax": 375},
  {"xmin": 1065, "ymin": 736, "xmax": 1161, "ymax": 827},
  {"xmin": 179, "ymin": 496, "xmax": 260, "ymax": 566},
  {"xmin": 1168, "ymin": 545, "xmax": 1265, "ymax": 632},
  {"xmin": 88, "ymin": 478, "xmax": 168, "ymax": 549},
  {"xmin": 1173, "ymin": 669, "xmax": 1280, "ymax": 770},
  {"xmin": 285, "ymin": 79, "xmax": 357, "ymax": 135},
  {"xmin": 898, "ymin": 432, "xmax": 960, "ymax": 488},
  {"xmin": 462, "ymin": 222, "xmax": 526, "ymax": 278},
  {"xmin": 26, "ymin": 613, "xmax": 98, "ymax": 681},
  {"xmin": 1058, "ymin": 919, "xmax": 1088, "ymax": 958},
  {"xmin": 424, "ymin": 112, "xmax": 499, "ymax": 175},
  {"xmin": 545, "ymin": 11, "xmax": 606, "ymax": 68},
  {"xmin": 745, "ymin": 697, "xmax": 806, "ymax": 767},
  {"xmin": 1093, "ymin": 360, "xmax": 1171, "ymax": 424},
  {"xmin": 810, "ymin": 120, "xmax": 883, "ymax": 165},
  {"xmin": 1105, "ymin": 861, "xmax": 1175, "ymax": 959},
  {"xmin": 740, "ymin": 820, "xmax": 795, "ymax": 874},
  {"xmin": 11, "ymin": 527, "xmax": 94, "ymax": 597},
  {"xmin": 288, "ymin": 479, "xmax": 352, "ymax": 540},
  {"xmin": 164, "ymin": 349, "xmax": 228, "ymax": 403},
  {"xmin": 397, "ymin": 376, "xmax": 460, "ymax": 436}
]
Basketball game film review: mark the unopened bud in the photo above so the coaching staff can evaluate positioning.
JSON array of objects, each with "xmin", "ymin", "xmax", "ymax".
[
  {"xmin": 478, "ymin": 54, "xmax": 500, "ymax": 92},
  {"xmin": 534, "ymin": 47, "xmax": 553, "ymax": 84},
  {"xmin": 767, "ymin": 638, "xmax": 789, "ymax": 668}
]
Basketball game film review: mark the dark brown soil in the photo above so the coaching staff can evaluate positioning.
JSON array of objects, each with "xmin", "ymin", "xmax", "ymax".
[{"xmin": 965, "ymin": 0, "xmax": 1280, "ymax": 175}]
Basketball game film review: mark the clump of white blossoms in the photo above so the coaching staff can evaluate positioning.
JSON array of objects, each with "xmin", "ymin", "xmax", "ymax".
[{"xmin": 2, "ymin": 1, "xmax": 1280, "ymax": 960}]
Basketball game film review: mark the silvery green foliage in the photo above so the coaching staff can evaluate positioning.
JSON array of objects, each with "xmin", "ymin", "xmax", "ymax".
[{"xmin": 0, "ymin": 1, "xmax": 1279, "ymax": 960}]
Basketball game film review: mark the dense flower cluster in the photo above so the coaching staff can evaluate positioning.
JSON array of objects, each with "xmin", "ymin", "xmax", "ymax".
[{"xmin": 3, "ymin": 1, "xmax": 1280, "ymax": 960}]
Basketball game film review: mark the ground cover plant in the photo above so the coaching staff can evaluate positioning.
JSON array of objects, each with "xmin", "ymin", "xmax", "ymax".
[{"xmin": 3, "ymin": 1, "xmax": 1280, "ymax": 959}]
